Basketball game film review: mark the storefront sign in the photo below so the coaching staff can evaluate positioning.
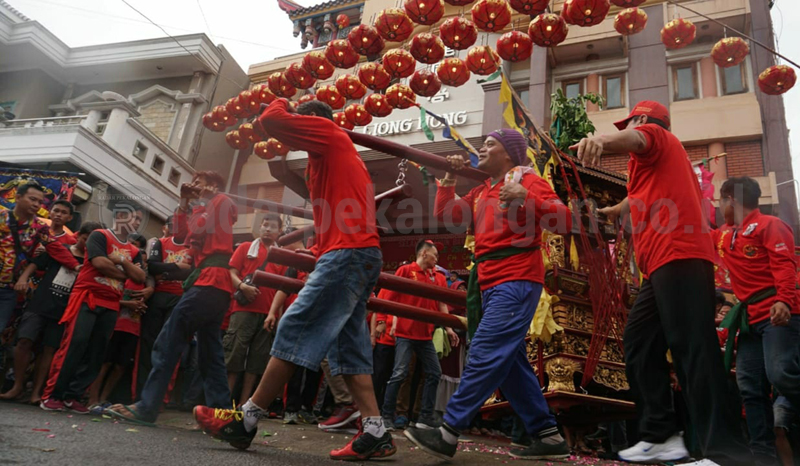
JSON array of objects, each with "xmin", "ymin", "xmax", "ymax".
[{"xmin": 358, "ymin": 111, "xmax": 468, "ymax": 137}]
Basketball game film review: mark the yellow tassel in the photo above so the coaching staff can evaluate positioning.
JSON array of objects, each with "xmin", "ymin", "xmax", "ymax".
[
  {"xmin": 529, "ymin": 290, "xmax": 563, "ymax": 343},
  {"xmin": 569, "ymin": 235, "xmax": 580, "ymax": 270}
]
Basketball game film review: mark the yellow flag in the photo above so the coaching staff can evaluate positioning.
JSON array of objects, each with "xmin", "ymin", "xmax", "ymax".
[{"xmin": 570, "ymin": 235, "xmax": 580, "ymax": 270}]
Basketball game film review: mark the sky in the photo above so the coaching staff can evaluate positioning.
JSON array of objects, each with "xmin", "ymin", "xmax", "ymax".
[{"xmin": 7, "ymin": 0, "xmax": 800, "ymax": 194}]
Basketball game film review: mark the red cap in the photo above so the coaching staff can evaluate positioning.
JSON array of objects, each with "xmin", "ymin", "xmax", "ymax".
[{"xmin": 613, "ymin": 100, "xmax": 670, "ymax": 131}]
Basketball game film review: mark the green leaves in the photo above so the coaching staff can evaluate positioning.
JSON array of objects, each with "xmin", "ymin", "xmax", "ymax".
[{"xmin": 549, "ymin": 89, "xmax": 605, "ymax": 153}]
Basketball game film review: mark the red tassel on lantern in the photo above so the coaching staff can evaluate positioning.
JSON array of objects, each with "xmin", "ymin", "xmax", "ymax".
[
  {"xmin": 496, "ymin": 31, "xmax": 533, "ymax": 62},
  {"xmin": 348, "ymin": 24, "xmax": 385, "ymax": 56},
  {"xmin": 266, "ymin": 138, "xmax": 290, "ymax": 157},
  {"xmin": 253, "ymin": 141, "xmax": 275, "ymax": 160},
  {"xmin": 333, "ymin": 112, "xmax": 355, "ymax": 130},
  {"xmin": 509, "ymin": 0, "xmax": 548, "ymax": 16},
  {"xmin": 383, "ymin": 49, "xmax": 416, "ymax": 78},
  {"xmin": 410, "ymin": 33, "xmax": 446, "ymax": 64},
  {"xmin": 375, "ymin": 9, "xmax": 414, "ymax": 42},
  {"xmin": 335, "ymin": 74, "xmax": 367, "ymax": 100},
  {"xmin": 471, "ymin": 0, "xmax": 512, "ymax": 32},
  {"xmin": 410, "ymin": 70, "xmax": 442, "ymax": 97},
  {"xmin": 267, "ymin": 72, "xmax": 297, "ymax": 98},
  {"xmin": 437, "ymin": 57, "xmax": 471, "ymax": 87},
  {"xmin": 345, "ymin": 103, "xmax": 373, "ymax": 126},
  {"xmin": 562, "ymin": 0, "xmax": 610, "ymax": 27},
  {"xmin": 364, "ymin": 93, "xmax": 393, "ymax": 117},
  {"xmin": 386, "ymin": 83, "xmax": 417, "ymax": 109},
  {"xmin": 614, "ymin": 7, "xmax": 647, "ymax": 36},
  {"xmin": 302, "ymin": 51, "xmax": 335, "ymax": 80},
  {"xmin": 284, "ymin": 63, "xmax": 316, "ymax": 90},
  {"xmin": 252, "ymin": 84, "xmax": 277, "ymax": 106},
  {"xmin": 610, "ymin": 0, "xmax": 645, "ymax": 6},
  {"xmin": 661, "ymin": 18, "xmax": 696, "ymax": 50},
  {"xmin": 316, "ymin": 85, "xmax": 346, "ymax": 109},
  {"xmin": 711, "ymin": 37, "xmax": 750, "ymax": 68},
  {"xmin": 226, "ymin": 130, "xmax": 250, "ymax": 150},
  {"xmin": 358, "ymin": 63, "xmax": 392, "ymax": 91},
  {"xmin": 528, "ymin": 13, "xmax": 568, "ymax": 47},
  {"xmin": 466, "ymin": 45, "xmax": 500, "ymax": 75},
  {"xmin": 336, "ymin": 14, "xmax": 350, "ymax": 28},
  {"xmin": 298, "ymin": 94, "xmax": 317, "ymax": 105},
  {"xmin": 404, "ymin": 0, "xmax": 444, "ymax": 26},
  {"xmin": 325, "ymin": 39, "xmax": 360, "ymax": 69},
  {"xmin": 758, "ymin": 65, "xmax": 796, "ymax": 95},
  {"xmin": 439, "ymin": 17, "xmax": 478, "ymax": 50}
]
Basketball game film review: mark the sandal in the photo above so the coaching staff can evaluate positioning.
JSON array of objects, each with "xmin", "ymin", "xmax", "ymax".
[{"xmin": 106, "ymin": 404, "xmax": 157, "ymax": 427}]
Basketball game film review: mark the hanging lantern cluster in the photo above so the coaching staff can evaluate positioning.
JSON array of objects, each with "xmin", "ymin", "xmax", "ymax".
[
  {"xmin": 758, "ymin": 65, "xmax": 796, "ymax": 95},
  {"xmin": 404, "ymin": 0, "xmax": 444, "ymax": 26},
  {"xmin": 410, "ymin": 70, "xmax": 442, "ymax": 97},
  {"xmin": 614, "ymin": 7, "xmax": 647, "ymax": 36},
  {"xmin": 562, "ymin": 0, "xmax": 610, "ymax": 27},
  {"xmin": 253, "ymin": 141, "xmax": 275, "ymax": 160},
  {"xmin": 225, "ymin": 130, "xmax": 249, "ymax": 150},
  {"xmin": 375, "ymin": 8, "xmax": 414, "ymax": 42},
  {"xmin": 386, "ymin": 83, "xmax": 417, "ymax": 108},
  {"xmin": 202, "ymin": 112, "xmax": 225, "ymax": 132},
  {"xmin": 267, "ymin": 72, "xmax": 297, "ymax": 98},
  {"xmin": 325, "ymin": 39, "xmax": 360, "ymax": 69},
  {"xmin": 226, "ymin": 95, "xmax": 245, "ymax": 118},
  {"xmin": 466, "ymin": 45, "xmax": 500, "ymax": 75},
  {"xmin": 439, "ymin": 17, "xmax": 478, "ymax": 50},
  {"xmin": 316, "ymin": 85, "xmax": 346, "ymax": 109},
  {"xmin": 298, "ymin": 93, "xmax": 317, "ymax": 105},
  {"xmin": 364, "ymin": 93, "xmax": 393, "ymax": 117},
  {"xmin": 265, "ymin": 138, "xmax": 290, "ymax": 157},
  {"xmin": 241, "ymin": 90, "xmax": 261, "ymax": 116},
  {"xmin": 661, "ymin": 18, "xmax": 696, "ymax": 50},
  {"xmin": 284, "ymin": 62, "xmax": 316, "ymax": 89},
  {"xmin": 496, "ymin": 31, "xmax": 533, "ymax": 62},
  {"xmin": 212, "ymin": 105, "xmax": 233, "ymax": 127},
  {"xmin": 471, "ymin": 0, "xmax": 512, "ymax": 32},
  {"xmin": 335, "ymin": 74, "xmax": 367, "ymax": 100},
  {"xmin": 710, "ymin": 37, "xmax": 750, "ymax": 68},
  {"xmin": 302, "ymin": 51, "xmax": 335, "ymax": 80},
  {"xmin": 238, "ymin": 122, "xmax": 262, "ymax": 145},
  {"xmin": 358, "ymin": 63, "xmax": 392, "ymax": 91},
  {"xmin": 348, "ymin": 24, "xmax": 385, "ymax": 56},
  {"xmin": 528, "ymin": 13, "xmax": 568, "ymax": 47},
  {"xmin": 333, "ymin": 112, "xmax": 355, "ymax": 130},
  {"xmin": 509, "ymin": 0, "xmax": 548, "ymax": 16},
  {"xmin": 438, "ymin": 57, "xmax": 471, "ymax": 87},
  {"xmin": 410, "ymin": 33, "xmax": 446, "ymax": 64},
  {"xmin": 252, "ymin": 84, "xmax": 276, "ymax": 106},
  {"xmin": 336, "ymin": 14, "xmax": 350, "ymax": 29},
  {"xmin": 382, "ymin": 48, "xmax": 416, "ymax": 78},
  {"xmin": 345, "ymin": 103, "xmax": 373, "ymax": 126}
]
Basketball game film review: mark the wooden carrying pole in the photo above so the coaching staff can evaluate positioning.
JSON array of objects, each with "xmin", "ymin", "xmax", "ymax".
[
  {"xmin": 226, "ymin": 193, "xmax": 314, "ymax": 220},
  {"xmin": 251, "ymin": 271, "xmax": 467, "ymax": 330}
]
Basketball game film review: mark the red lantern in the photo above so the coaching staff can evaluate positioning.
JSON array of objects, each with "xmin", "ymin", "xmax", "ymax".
[
  {"xmin": 528, "ymin": 13, "xmax": 568, "ymax": 47},
  {"xmin": 213, "ymin": 104, "xmax": 234, "ymax": 127},
  {"xmin": 253, "ymin": 141, "xmax": 275, "ymax": 160},
  {"xmin": 382, "ymin": 49, "xmax": 416, "ymax": 79},
  {"xmin": 364, "ymin": 93, "xmax": 393, "ymax": 117},
  {"xmin": 562, "ymin": 0, "xmax": 610, "ymax": 27},
  {"xmin": 225, "ymin": 96, "xmax": 245, "ymax": 119},
  {"xmin": 466, "ymin": 45, "xmax": 500, "ymax": 75},
  {"xmin": 661, "ymin": 18, "xmax": 696, "ymax": 50},
  {"xmin": 284, "ymin": 63, "xmax": 316, "ymax": 89},
  {"xmin": 266, "ymin": 138, "xmax": 290, "ymax": 157},
  {"xmin": 614, "ymin": 7, "xmax": 647, "ymax": 36},
  {"xmin": 358, "ymin": 63, "xmax": 392, "ymax": 91},
  {"xmin": 225, "ymin": 130, "xmax": 249, "ymax": 150},
  {"xmin": 386, "ymin": 83, "xmax": 416, "ymax": 109},
  {"xmin": 237, "ymin": 90, "xmax": 260, "ymax": 117},
  {"xmin": 348, "ymin": 25, "xmax": 385, "ymax": 56},
  {"xmin": 410, "ymin": 70, "xmax": 442, "ymax": 97},
  {"xmin": 335, "ymin": 74, "xmax": 367, "ymax": 100},
  {"xmin": 711, "ymin": 37, "xmax": 750, "ymax": 68},
  {"xmin": 439, "ymin": 17, "xmax": 478, "ymax": 50},
  {"xmin": 202, "ymin": 112, "xmax": 225, "ymax": 132},
  {"xmin": 333, "ymin": 112, "xmax": 355, "ymax": 130},
  {"xmin": 404, "ymin": 0, "xmax": 444, "ymax": 26},
  {"xmin": 471, "ymin": 0, "xmax": 512, "ymax": 33},
  {"xmin": 316, "ymin": 85, "xmax": 346, "ymax": 109},
  {"xmin": 238, "ymin": 122, "xmax": 262, "ymax": 144},
  {"xmin": 252, "ymin": 84, "xmax": 277, "ymax": 106},
  {"xmin": 496, "ymin": 31, "xmax": 533, "ymax": 62},
  {"xmin": 758, "ymin": 65, "xmax": 796, "ymax": 95},
  {"xmin": 610, "ymin": 0, "xmax": 645, "ymax": 6},
  {"xmin": 345, "ymin": 103, "xmax": 373, "ymax": 126},
  {"xmin": 325, "ymin": 39, "xmax": 360, "ymax": 69},
  {"xmin": 374, "ymin": 9, "xmax": 414, "ymax": 42},
  {"xmin": 267, "ymin": 72, "xmax": 297, "ymax": 98},
  {"xmin": 336, "ymin": 14, "xmax": 350, "ymax": 28},
  {"xmin": 410, "ymin": 33, "xmax": 445, "ymax": 64},
  {"xmin": 298, "ymin": 94, "xmax": 316, "ymax": 105},
  {"xmin": 437, "ymin": 57, "xmax": 471, "ymax": 87},
  {"xmin": 509, "ymin": 0, "xmax": 548, "ymax": 15},
  {"xmin": 444, "ymin": 0, "xmax": 473, "ymax": 5},
  {"xmin": 302, "ymin": 51, "xmax": 335, "ymax": 80}
]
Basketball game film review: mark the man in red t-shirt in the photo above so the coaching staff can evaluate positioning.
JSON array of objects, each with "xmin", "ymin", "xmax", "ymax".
[
  {"xmin": 49, "ymin": 200, "xmax": 76, "ymax": 246},
  {"xmin": 41, "ymin": 206, "xmax": 146, "ymax": 413},
  {"xmin": 108, "ymin": 171, "xmax": 236, "ymax": 426},
  {"xmin": 573, "ymin": 101, "xmax": 751, "ymax": 465},
  {"xmin": 379, "ymin": 240, "xmax": 458, "ymax": 431},
  {"xmin": 194, "ymin": 100, "xmax": 391, "ymax": 460},
  {"xmin": 225, "ymin": 213, "xmax": 282, "ymax": 405},
  {"xmin": 712, "ymin": 176, "xmax": 800, "ymax": 464}
]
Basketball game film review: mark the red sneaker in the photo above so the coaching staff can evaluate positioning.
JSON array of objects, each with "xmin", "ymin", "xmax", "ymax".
[
  {"xmin": 64, "ymin": 399, "xmax": 90, "ymax": 414},
  {"xmin": 318, "ymin": 404, "xmax": 360, "ymax": 430},
  {"xmin": 330, "ymin": 430, "xmax": 396, "ymax": 461},
  {"xmin": 40, "ymin": 398, "xmax": 65, "ymax": 412},
  {"xmin": 193, "ymin": 405, "xmax": 256, "ymax": 450}
]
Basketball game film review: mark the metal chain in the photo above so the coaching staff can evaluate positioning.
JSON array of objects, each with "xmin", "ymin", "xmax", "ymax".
[{"xmin": 396, "ymin": 158, "xmax": 408, "ymax": 187}]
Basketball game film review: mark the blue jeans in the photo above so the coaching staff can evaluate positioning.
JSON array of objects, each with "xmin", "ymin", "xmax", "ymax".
[
  {"xmin": 736, "ymin": 315, "xmax": 800, "ymax": 462},
  {"xmin": 136, "ymin": 286, "xmax": 231, "ymax": 421},
  {"xmin": 271, "ymin": 247, "xmax": 382, "ymax": 376},
  {"xmin": 381, "ymin": 337, "xmax": 442, "ymax": 419},
  {"xmin": 443, "ymin": 281, "xmax": 556, "ymax": 435},
  {"xmin": 0, "ymin": 288, "xmax": 18, "ymax": 331}
]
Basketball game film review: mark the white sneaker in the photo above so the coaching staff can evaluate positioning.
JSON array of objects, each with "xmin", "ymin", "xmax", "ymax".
[{"xmin": 618, "ymin": 434, "xmax": 689, "ymax": 462}]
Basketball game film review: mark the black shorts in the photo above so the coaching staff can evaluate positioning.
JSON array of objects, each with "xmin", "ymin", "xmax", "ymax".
[
  {"xmin": 104, "ymin": 331, "xmax": 139, "ymax": 367},
  {"xmin": 16, "ymin": 312, "xmax": 64, "ymax": 349}
]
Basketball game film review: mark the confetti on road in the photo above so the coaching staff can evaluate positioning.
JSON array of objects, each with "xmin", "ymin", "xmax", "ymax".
[
  {"xmin": 261, "ymin": 431, "xmax": 272, "ymax": 437},
  {"xmin": 126, "ymin": 428, "xmax": 139, "ymax": 433},
  {"xmin": 32, "ymin": 428, "xmax": 50, "ymax": 432},
  {"xmin": 47, "ymin": 434, "xmax": 56, "ymax": 438},
  {"xmin": 42, "ymin": 448, "xmax": 56, "ymax": 452}
]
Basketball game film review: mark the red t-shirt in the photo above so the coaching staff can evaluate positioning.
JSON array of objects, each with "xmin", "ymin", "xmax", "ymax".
[
  {"xmin": 76, "ymin": 230, "xmax": 141, "ymax": 311},
  {"xmin": 153, "ymin": 236, "xmax": 191, "ymax": 295},
  {"xmin": 173, "ymin": 193, "xmax": 237, "ymax": 294},
  {"xmin": 258, "ymin": 99, "xmax": 380, "ymax": 258},
  {"xmin": 381, "ymin": 263, "xmax": 447, "ymax": 340},
  {"xmin": 711, "ymin": 210, "xmax": 800, "ymax": 324},
  {"xmin": 229, "ymin": 241, "xmax": 284, "ymax": 314},
  {"xmin": 52, "ymin": 231, "xmax": 76, "ymax": 246},
  {"xmin": 434, "ymin": 171, "xmax": 572, "ymax": 291},
  {"xmin": 115, "ymin": 279, "xmax": 143, "ymax": 336},
  {"xmin": 627, "ymin": 124, "xmax": 715, "ymax": 277}
]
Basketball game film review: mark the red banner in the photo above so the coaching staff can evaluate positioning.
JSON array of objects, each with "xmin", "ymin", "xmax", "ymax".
[{"xmin": 380, "ymin": 233, "xmax": 471, "ymax": 274}]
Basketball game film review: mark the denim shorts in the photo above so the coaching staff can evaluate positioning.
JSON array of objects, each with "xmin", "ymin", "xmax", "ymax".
[
  {"xmin": 774, "ymin": 395, "xmax": 797, "ymax": 431},
  {"xmin": 271, "ymin": 247, "xmax": 382, "ymax": 376}
]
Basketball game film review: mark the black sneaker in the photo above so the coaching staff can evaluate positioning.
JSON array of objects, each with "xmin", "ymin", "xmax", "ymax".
[
  {"xmin": 415, "ymin": 415, "xmax": 440, "ymax": 430},
  {"xmin": 508, "ymin": 438, "xmax": 570, "ymax": 460},
  {"xmin": 330, "ymin": 431, "xmax": 396, "ymax": 460},
  {"xmin": 404, "ymin": 426, "xmax": 458, "ymax": 460}
]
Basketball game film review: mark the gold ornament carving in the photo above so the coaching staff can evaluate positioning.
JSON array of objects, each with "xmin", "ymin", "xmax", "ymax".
[{"xmin": 546, "ymin": 357, "xmax": 581, "ymax": 392}]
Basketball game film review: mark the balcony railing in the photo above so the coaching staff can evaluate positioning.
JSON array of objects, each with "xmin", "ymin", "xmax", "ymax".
[{"xmin": 0, "ymin": 115, "xmax": 88, "ymax": 129}]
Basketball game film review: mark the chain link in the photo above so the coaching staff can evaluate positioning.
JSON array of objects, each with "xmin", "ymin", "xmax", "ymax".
[{"xmin": 396, "ymin": 158, "xmax": 408, "ymax": 187}]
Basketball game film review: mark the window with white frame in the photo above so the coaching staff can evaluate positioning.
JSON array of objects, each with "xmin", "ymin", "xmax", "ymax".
[{"xmin": 96, "ymin": 111, "xmax": 111, "ymax": 135}]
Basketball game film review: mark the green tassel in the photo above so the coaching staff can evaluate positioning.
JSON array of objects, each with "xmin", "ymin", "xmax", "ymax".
[
  {"xmin": 477, "ymin": 69, "xmax": 502, "ymax": 84},
  {"xmin": 419, "ymin": 107, "xmax": 435, "ymax": 142}
]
